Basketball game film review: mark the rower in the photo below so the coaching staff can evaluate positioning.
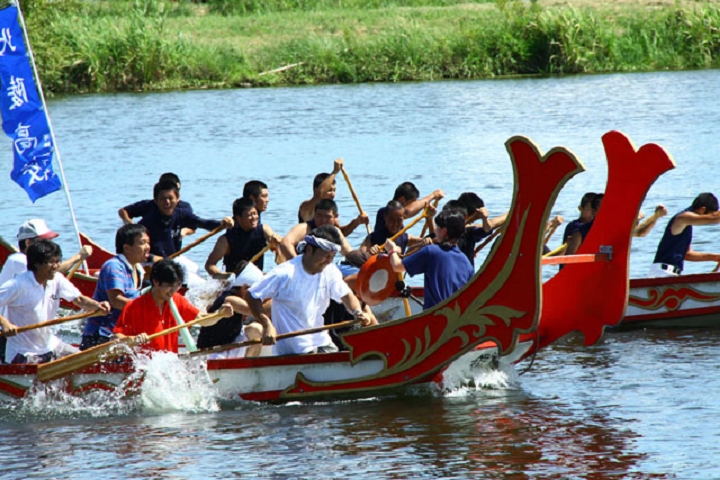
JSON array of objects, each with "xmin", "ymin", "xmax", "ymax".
[
  {"xmin": 297, "ymin": 158, "xmax": 369, "ymax": 236},
  {"xmin": 119, "ymin": 180, "xmax": 233, "ymax": 259},
  {"xmin": 0, "ymin": 219, "xmax": 93, "ymax": 362},
  {"xmin": 633, "ymin": 204, "xmax": 669, "ymax": 237},
  {"xmin": 0, "ymin": 240, "xmax": 110, "ymax": 364},
  {"xmin": 243, "ymin": 180, "xmax": 270, "ymax": 217},
  {"xmin": 119, "ymin": 172, "xmax": 195, "ymax": 234},
  {"xmin": 372, "ymin": 182, "xmax": 444, "ymax": 242},
  {"xmin": 246, "ymin": 225, "xmax": 375, "ymax": 356},
  {"xmin": 279, "ymin": 199, "xmax": 354, "ymax": 263},
  {"xmin": 113, "ymin": 259, "xmax": 232, "ymax": 353},
  {"xmin": 649, "ymin": 192, "xmax": 720, "ymax": 277},
  {"xmin": 80, "ymin": 224, "xmax": 150, "ymax": 351},
  {"xmin": 359, "ymin": 200, "xmax": 430, "ymax": 260},
  {"xmin": 297, "ymin": 158, "xmax": 342, "ymax": 223},
  {"xmin": 197, "ymin": 260, "xmax": 268, "ymax": 358},
  {"xmin": 0, "ymin": 218, "xmax": 92, "ymax": 284},
  {"xmin": 564, "ymin": 192, "xmax": 603, "ymax": 256},
  {"xmin": 447, "ymin": 194, "xmax": 507, "ymax": 266},
  {"xmin": 205, "ymin": 197, "xmax": 282, "ymax": 278},
  {"xmin": 384, "ymin": 210, "xmax": 474, "ymax": 310}
]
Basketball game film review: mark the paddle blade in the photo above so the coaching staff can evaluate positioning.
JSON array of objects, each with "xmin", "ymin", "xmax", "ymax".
[{"xmin": 36, "ymin": 339, "xmax": 132, "ymax": 382}]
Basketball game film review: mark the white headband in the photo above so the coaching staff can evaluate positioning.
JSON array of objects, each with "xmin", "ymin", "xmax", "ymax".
[{"xmin": 296, "ymin": 235, "xmax": 341, "ymax": 254}]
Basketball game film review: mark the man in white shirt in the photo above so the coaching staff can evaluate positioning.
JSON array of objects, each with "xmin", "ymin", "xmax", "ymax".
[
  {"xmin": 0, "ymin": 240, "xmax": 110, "ymax": 364},
  {"xmin": 246, "ymin": 224, "xmax": 374, "ymax": 355}
]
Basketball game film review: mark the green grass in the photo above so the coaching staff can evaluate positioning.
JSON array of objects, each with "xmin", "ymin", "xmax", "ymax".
[{"xmin": 19, "ymin": 0, "xmax": 720, "ymax": 93}]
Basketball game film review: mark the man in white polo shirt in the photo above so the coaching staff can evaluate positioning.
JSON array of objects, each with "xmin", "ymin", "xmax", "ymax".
[{"xmin": 0, "ymin": 240, "xmax": 110, "ymax": 364}]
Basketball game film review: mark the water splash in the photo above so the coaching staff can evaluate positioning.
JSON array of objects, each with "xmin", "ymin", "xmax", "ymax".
[
  {"xmin": 1, "ymin": 352, "xmax": 222, "ymax": 422},
  {"xmin": 134, "ymin": 351, "xmax": 220, "ymax": 414},
  {"xmin": 185, "ymin": 277, "xmax": 226, "ymax": 312},
  {"xmin": 440, "ymin": 349, "xmax": 522, "ymax": 397}
]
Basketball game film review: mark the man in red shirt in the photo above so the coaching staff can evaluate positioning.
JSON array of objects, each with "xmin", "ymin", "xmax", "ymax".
[{"xmin": 114, "ymin": 259, "xmax": 231, "ymax": 353}]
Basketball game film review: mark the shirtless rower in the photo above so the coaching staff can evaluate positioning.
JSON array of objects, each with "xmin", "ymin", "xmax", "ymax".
[
  {"xmin": 205, "ymin": 197, "xmax": 282, "ymax": 278},
  {"xmin": 297, "ymin": 159, "xmax": 369, "ymax": 236},
  {"xmin": 279, "ymin": 199, "xmax": 354, "ymax": 262},
  {"xmin": 649, "ymin": 192, "xmax": 720, "ymax": 277},
  {"xmin": 246, "ymin": 224, "xmax": 375, "ymax": 356}
]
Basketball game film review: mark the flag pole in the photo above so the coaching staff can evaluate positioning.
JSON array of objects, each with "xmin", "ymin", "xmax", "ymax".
[{"xmin": 13, "ymin": 0, "xmax": 87, "ymax": 271}]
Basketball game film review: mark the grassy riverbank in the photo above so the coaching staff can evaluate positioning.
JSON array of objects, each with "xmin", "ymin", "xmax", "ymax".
[{"xmin": 20, "ymin": 0, "xmax": 720, "ymax": 93}]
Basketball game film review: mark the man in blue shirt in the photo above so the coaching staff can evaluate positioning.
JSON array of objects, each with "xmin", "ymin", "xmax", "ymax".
[
  {"xmin": 80, "ymin": 224, "xmax": 151, "ymax": 350},
  {"xmin": 385, "ymin": 210, "xmax": 474, "ymax": 310},
  {"xmin": 119, "ymin": 180, "xmax": 232, "ymax": 258}
]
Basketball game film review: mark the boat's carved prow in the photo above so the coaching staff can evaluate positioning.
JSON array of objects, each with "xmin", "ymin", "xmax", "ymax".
[
  {"xmin": 536, "ymin": 131, "xmax": 676, "ymax": 353},
  {"xmin": 281, "ymin": 136, "xmax": 585, "ymax": 398}
]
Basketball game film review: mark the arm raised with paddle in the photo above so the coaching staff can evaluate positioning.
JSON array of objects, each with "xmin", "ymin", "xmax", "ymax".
[{"xmin": 340, "ymin": 164, "xmax": 372, "ymax": 236}]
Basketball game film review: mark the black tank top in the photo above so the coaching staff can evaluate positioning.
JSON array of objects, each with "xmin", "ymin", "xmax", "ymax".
[
  {"xmin": 653, "ymin": 210, "xmax": 692, "ymax": 271},
  {"xmin": 197, "ymin": 291, "xmax": 245, "ymax": 349},
  {"xmin": 223, "ymin": 224, "xmax": 267, "ymax": 271}
]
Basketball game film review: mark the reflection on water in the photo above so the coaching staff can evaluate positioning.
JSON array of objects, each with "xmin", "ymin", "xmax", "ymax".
[{"xmin": 0, "ymin": 391, "xmax": 652, "ymax": 478}]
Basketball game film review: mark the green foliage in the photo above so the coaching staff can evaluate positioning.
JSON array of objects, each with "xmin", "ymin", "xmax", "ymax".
[
  {"xmin": 207, "ymin": 0, "xmax": 494, "ymax": 16},
  {"xmin": 18, "ymin": 0, "xmax": 720, "ymax": 92}
]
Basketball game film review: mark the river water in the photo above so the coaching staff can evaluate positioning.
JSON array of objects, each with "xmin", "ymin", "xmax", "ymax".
[{"xmin": 1, "ymin": 70, "xmax": 720, "ymax": 477}]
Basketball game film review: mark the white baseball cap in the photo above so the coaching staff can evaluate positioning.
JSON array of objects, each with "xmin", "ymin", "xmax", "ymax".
[
  {"xmin": 231, "ymin": 262, "xmax": 263, "ymax": 288},
  {"xmin": 17, "ymin": 219, "xmax": 59, "ymax": 241}
]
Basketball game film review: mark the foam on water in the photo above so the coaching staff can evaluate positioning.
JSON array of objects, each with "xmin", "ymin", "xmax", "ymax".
[
  {"xmin": 1, "ymin": 352, "xmax": 222, "ymax": 421},
  {"xmin": 440, "ymin": 351, "xmax": 522, "ymax": 397}
]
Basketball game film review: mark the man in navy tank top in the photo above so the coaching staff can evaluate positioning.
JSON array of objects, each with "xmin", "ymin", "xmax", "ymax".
[{"xmin": 650, "ymin": 192, "xmax": 720, "ymax": 277}]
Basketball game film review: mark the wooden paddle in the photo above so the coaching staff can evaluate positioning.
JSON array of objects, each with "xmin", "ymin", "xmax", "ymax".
[
  {"xmin": 168, "ymin": 224, "xmax": 225, "ymax": 260},
  {"xmin": 66, "ymin": 259, "xmax": 83, "ymax": 280},
  {"xmin": 36, "ymin": 310, "xmax": 226, "ymax": 382},
  {"xmin": 250, "ymin": 245, "xmax": 270, "ymax": 264},
  {"xmin": 420, "ymin": 198, "xmax": 440, "ymax": 238},
  {"xmin": 184, "ymin": 318, "xmax": 363, "ymax": 358},
  {"xmin": 474, "ymin": 228, "xmax": 501, "ymax": 255},
  {"xmin": 543, "ymin": 242, "xmax": 567, "ymax": 258},
  {"xmin": 387, "ymin": 206, "xmax": 431, "ymax": 245},
  {"xmin": 340, "ymin": 165, "xmax": 371, "ymax": 235},
  {"xmin": 0, "ymin": 309, "xmax": 101, "ymax": 337},
  {"xmin": 543, "ymin": 222, "xmax": 561, "ymax": 246}
]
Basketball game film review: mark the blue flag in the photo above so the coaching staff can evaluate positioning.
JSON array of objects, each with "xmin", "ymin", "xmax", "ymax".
[{"xmin": 0, "ymin": 5, "xmax": 60, "ymax": 202}]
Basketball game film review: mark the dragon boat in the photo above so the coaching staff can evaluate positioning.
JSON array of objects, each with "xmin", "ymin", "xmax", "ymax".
[{"xmin": 0, "ymin": 131, "xmax": 671, "ymax": 402}]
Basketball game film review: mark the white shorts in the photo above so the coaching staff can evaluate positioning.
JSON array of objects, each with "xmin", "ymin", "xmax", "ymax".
[{"xmin": 648, "ymin": 263, "xmax": 680, "ymax": 278}]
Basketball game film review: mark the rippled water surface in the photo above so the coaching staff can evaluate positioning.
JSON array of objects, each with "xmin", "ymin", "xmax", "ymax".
[{"xmin": 2, "ymin": 70, "xmax": 720, "ymax": 478}]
